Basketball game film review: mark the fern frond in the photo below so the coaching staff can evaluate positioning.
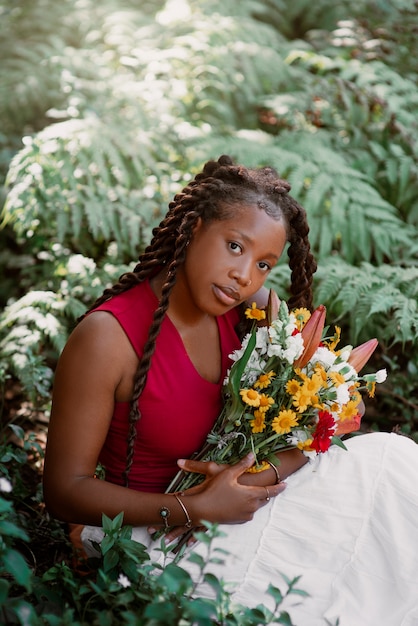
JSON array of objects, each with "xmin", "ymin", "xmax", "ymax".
[{"xmin": 315, "ymin": 259, "xmax": 418, "ymax": 346}]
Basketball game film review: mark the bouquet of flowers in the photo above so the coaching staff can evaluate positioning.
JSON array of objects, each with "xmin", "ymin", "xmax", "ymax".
[{"xmin": 167, "ymin": 290, "xmax": 386, "ymax": 493}]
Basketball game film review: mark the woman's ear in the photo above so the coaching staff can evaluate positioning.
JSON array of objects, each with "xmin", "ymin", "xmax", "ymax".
[{"xmin": 192, "ymin": 217, "xmax": 203, "ymax": 235}]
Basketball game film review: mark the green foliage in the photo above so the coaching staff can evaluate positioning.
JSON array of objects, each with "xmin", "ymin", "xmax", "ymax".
[
  {"xmin": 0, "ymin": 0, "xmax": 417, "ymax": 484},
  {"xmin": 2, "ymin": 123, "xmax": 166, "ymax": 261},
  {"xmin": 0, "ymin": 499, "xmax": 307, "ymax": 625},
  {"xmin": 0, "ymin": 0, "xmax": 417, "ymax": 618},
  {"xmin": 314, "ymin": 258, "xmax": 418, "ymax": 345},
  {"xmin": 0, "ymin": 253, "xmax": 131, "ymax": 405},
  {"xmin": 0, "ymin": 413, "xmax": 307, "ymax": 625}
]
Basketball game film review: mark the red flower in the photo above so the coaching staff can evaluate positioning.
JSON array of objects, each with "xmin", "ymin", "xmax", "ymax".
[{"xmin": 312, "ymin": 411, "xmax": 336, "ymax": 453}]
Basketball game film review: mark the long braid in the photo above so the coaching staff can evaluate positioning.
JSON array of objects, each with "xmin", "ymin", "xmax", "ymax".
[
  {"xmin": 80, "ymin": 155, "xmax": 316, "ymax": 485},
  {"xmin": 286, "ymin": 198, "xmax": 317, "ymax": 311},
  {"xmin": 123, "ymin": 211, "xmax": 198, "ymax": 484}
]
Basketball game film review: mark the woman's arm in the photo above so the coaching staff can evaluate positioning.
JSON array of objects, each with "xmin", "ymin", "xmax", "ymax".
[
  {"xmin": 178, "ymin": 448, "xmax": 308, "ymax": 492},
  {"xmin": 239, "ymin": 449, "xmax": 308, "ymax": 486},
  {"xmin": 43, "ymin": 313, "xmax": 284, "ymax": 530}
]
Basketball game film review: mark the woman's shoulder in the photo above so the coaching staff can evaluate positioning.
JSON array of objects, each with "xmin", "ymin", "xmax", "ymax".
[{"xmin": 94, "ymin": 280, "xmax": 156, "ymax": 316}]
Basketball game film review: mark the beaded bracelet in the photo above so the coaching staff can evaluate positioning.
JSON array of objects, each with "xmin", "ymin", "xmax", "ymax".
[
  {"xmin": 173, "ymin": 494, "xmax": 193, "ymax": 529},
  {"xmin": 267, "ymin": 460, "xmax": 281, "ymax": 484},
  {"xmin": 159, "ymin": 505, "xmax": 171, "ymax": 529}
]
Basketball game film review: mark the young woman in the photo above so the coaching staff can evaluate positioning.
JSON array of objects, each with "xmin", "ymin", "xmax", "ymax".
[{"xmin": 43, "ymin": 155, "xmax": 418, "ymax": 625}]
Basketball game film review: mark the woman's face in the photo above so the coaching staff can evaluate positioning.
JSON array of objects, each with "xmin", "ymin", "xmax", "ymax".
[{"xmin": 180, "ymin": 203, "xmax": 287, "ymax": 317}]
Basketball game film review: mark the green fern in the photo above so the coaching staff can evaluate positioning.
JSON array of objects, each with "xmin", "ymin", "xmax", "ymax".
[
  {"xmin": 2, "ymin": 120, "xmax": 168, "ymax": 259},
  {"xmin": 314, "ymin": 259, "xmax": 418, "ymax": 345},
  {"xmin": 274, "ymin": 134, "xmax": 414, "ymax": 264}
]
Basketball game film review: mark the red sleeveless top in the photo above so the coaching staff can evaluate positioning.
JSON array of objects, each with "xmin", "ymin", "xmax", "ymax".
[{"xmin": 94, "ymin": 280, "xmax": 241, "ymax": 493}]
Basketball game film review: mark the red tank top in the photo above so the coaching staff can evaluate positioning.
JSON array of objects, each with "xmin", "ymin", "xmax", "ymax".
[{"xmin": 94, "ymin": 280, "xmax": 241, "ymax": 492}]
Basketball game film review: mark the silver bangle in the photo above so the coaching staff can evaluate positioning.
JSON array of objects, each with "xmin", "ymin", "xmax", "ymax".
[
  {"xmin": 267, "ymin": 460, "xmax": 281, "ymax": 484},
  {"xmin": 173, "ymin": 494, "xmax": 192, "ymax": 529}
]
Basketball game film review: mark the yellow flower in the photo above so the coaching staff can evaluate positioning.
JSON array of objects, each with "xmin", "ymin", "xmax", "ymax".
[
  {"xmin": 292, "ymin": 307, "xmax": 311, "ymax": 331},
  {"xmin": 258, "ymin": 394, "xmax": 275, "ymax": 413},
  {"xmin": 285, "ymin": 379, "xmax": 301, "ymax": 395},
  {"xmin": 366, "ymin": 381, "xmax": 376, "ymax": 398},
  {"xmin": 245, "ymin": 302, "xmax": 266, "ymax": 321},
  {"xmin": 350, "ymin": 389, "xmax": 362, "ymax": 404},
  {"xmin": 250, "ymin": 410, "xmax": 267, "ymax": 433},
  {"xmin": 272, "ymin": 409, "xmax": 299, "ymax": 434},
  {"xmin": 327, "ymin": 326, "xmax": 341, "ymax": 351},
  {"xmin": 292, "ymin": 388, "xmax": 312, "ymax": 413},
  {"xmin": 254, "ymin": 370, "xmax": 275, "ymax": 389},
  {"xmin": 240, "ymin": 388, "xmax": 261, "ymax": 407},
  {"xmin": 297, "ymin": 438, "xmax": 314, "ymax": 452},
  {"xmin": 301, "ymin": 373, "xmax": 323, "ymax": 395},
  {"xmin": 292, "ymin": 373, "xmax": 323, "ymax": 412},
  {"xmin": 339, "ymin": 400, "xmax": 361, "ymax": 421},
  {"xmin": 314, "ymin": 363, "xmax": 328, "ymax": 383},
  {"xmin": 329, "ymin": 371, "xmax": 345, "ymax": 387},
  {"xmin": 245, "ymin": 460, "xmax": 270, "ymax": 473}
]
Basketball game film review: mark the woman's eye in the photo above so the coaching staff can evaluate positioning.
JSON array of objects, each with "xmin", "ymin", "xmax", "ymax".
[
  {"xmin": 228, "ymin": 241, "xmax": 242, "ymax": 254},
  {"xmin": 258, "ymin": 261, "xmax": 271, "ymax": 272}
]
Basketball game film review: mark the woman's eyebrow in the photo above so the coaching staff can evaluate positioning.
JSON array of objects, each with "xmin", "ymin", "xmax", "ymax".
[{"xmin": 229, "ymin": 229, "xmax": 280, "ymax": 261}]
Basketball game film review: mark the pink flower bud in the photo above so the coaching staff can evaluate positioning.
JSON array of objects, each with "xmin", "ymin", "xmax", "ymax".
[
  {"xmin": 294, "ymin": 304, "xmax": 326, "ymax": 368},
  {"xmin": 348, "ymin": 338, "xmax": 378, "ymax": 373},
  {"xmin": 267, "ymin": 289, "xmax": 281, "ymax": 326}
]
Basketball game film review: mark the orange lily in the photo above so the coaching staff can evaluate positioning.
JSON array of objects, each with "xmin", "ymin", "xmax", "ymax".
[
  {"xmin": 348, "ymin": 339, "xmax": 378, "ymax": 373},
  {"xmin": 294, "ymin": 304, "xmax": 327, "ymax": 369},
  {"xmin": 334, "ymin": 413, "xmax": 362, "ymax": 436}
]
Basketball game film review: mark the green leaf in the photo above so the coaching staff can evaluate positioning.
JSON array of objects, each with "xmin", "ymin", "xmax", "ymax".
[
  {"xmin": 2, "ymin": 548, "xmax": 32, "ymax": 589},
  {"xmin": 187, "ymin": 551, "xmax": 206, "ymax": 568},
  {"xmin": 0, "ymin": 577, "xmax": 10, "ymax": 603},
  {"xmin": 331, "ymin": 437, "xmax": 348, "ymax": 450},
  {"xmin": 158, "ymin": 563, "xmax": 193, "ymax": 594},
  {"xmin": 0, "ymin": 520, "xmax": 29, "ymax": 541},
  {"xmin": 103, "ymin": 548, "xmax": 119, "ymax": 572},
  {"xmin": 228, "ymin": 327, "xmax": 257, "ymax": 395}
]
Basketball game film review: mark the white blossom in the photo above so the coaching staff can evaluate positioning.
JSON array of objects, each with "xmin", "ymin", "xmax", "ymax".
[
  {"xmin": 288, "ymin": 430, "xmax": 316, "ymax": 459},
  {"xmin": 254, "ymin": 326, "xmax": 269, "ymax": 356},
  {"xmin": 335, "ymin": 383, "xmax": 350, "ymax": 406},
  {"xmin": 330, "ymin": 360, "xmax": 357, "ymax": 381},
  {"xmin": 376, "ymin": 369, "xmax": 387, "ymax": 383},
  {"xmin": 339, "ymin": 346, "xmax": 353, "ymax": 362},
  {"xmin": 117, "ymin": 574, "xmax": 131, "ymax": 588},
  {"xmin": 0, "ymin": 477, "xmax": 12, "ymax": 492},
  {"xmin": 311, "ymin": 346, "xmax": 337, "ymax": 368}
]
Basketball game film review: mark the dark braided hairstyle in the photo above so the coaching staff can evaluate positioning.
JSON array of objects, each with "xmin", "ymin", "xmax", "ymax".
[{"xmin": 83, "ymin": 155, "xmax": 317, "ymax": 485}]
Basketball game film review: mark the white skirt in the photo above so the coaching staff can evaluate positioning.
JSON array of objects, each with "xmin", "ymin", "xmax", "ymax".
[{"xmin": 82, "ymin": 432, "xmax": 418, "ymax": 626}]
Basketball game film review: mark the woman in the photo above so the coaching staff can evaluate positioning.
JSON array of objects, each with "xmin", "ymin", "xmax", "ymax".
[{"xmin": 43, "ymin": 155, "xmax": 418, "ymax": 625}]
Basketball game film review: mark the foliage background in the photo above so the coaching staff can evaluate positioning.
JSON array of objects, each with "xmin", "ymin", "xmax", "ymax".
[{"xmin": 0, "ymin": 0, "xmax": 417, "ymax": 621}]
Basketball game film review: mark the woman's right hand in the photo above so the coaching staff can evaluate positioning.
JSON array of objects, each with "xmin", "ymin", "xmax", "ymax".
[{"xmin": 176, "ymin": 453, "xmax": 286, "ymax": 526}]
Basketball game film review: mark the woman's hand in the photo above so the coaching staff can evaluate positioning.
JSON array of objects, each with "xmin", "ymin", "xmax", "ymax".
[
  {"xmin": 175, "ymin": 453, "xmax": 286, "ymax": 526},
  {"xmin": 148, "ymin": 453, "xmax": 286, "ymax": 545}
]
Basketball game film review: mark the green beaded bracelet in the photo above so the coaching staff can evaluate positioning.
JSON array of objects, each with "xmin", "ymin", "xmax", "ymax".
[{"xmin": 159, "ymin": 505, "xmax": 171, "ymax": 529}]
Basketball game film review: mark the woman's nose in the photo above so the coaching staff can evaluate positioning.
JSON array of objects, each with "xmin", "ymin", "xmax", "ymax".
[{"xmin": 230, "ymin": 266, "xmax": 252, "ymax": 287}]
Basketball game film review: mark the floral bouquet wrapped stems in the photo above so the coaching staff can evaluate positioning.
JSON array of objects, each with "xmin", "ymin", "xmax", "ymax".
[{"xmin": 167, "ymin": 290, "xmax": 387, "ymax": 494}]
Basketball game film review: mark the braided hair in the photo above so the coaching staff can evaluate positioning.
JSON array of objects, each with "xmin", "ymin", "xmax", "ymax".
[{"xmin": 83, "ymin": 155, "xmax": 317, "ymax": 485}]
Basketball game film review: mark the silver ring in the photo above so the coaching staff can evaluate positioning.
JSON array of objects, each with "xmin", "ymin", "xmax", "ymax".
[{"xmin": 264, "ymin": 486, "xmax": 270, "ymax": 502}]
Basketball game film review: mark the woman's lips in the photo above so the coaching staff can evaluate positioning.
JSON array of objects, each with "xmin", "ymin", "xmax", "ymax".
[{"xmin": 213, "ymin": 285, "xmax": 240, "ymax": 306}]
